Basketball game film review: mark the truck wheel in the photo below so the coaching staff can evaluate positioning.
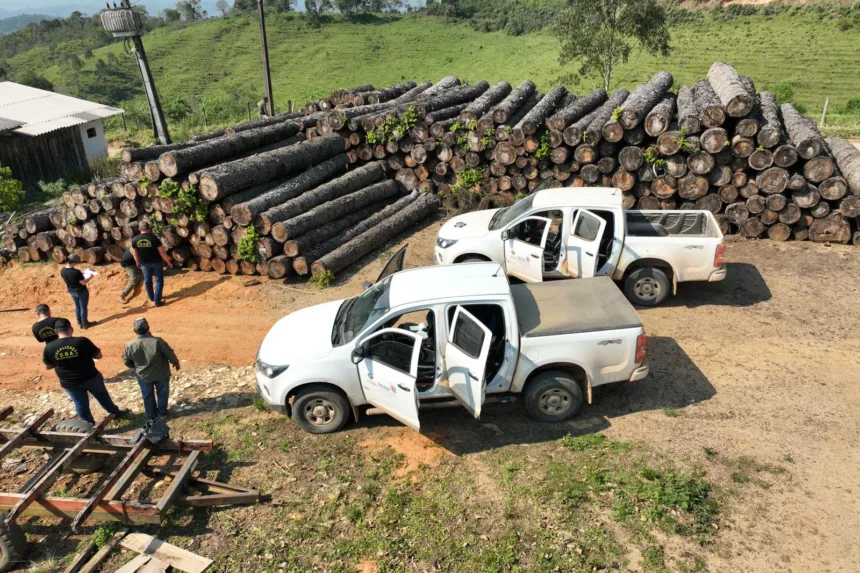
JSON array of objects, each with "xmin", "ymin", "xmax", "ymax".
[
  {"xmin": 524, "ymin": 372, "xmax": 583, "ymax": 423},
  {"xmin": 624, "ymin": 267, "xmax": 670, "ymax": 307},
  {"xmin": 0, "ymin": 515, "xmax": 27, "ymax": 570},
  {"xmin": 52, "ymin": 419, "xmax": 106, "ymax": 474},
  {"xmin": 291, "ymin": 385, "xmax": 350, "ymax": 434},
  {"xmin": 455, "ymin": 255, "xmax": 489, "ymax": 263}
]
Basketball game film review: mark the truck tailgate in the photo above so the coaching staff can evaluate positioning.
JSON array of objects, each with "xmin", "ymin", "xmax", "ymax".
[{"xmin": 511, "ymin": 277, "xmax": 643, "ymax": 337}]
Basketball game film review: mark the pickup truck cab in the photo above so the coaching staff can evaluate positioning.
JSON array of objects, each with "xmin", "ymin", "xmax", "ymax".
[
  {"xmin": 256, "ymin": 250, "xmax": 648, "ymax": 434},
  {"xmin": 434, "ymin": 187, "xmax": 726, "ymax": 306}
]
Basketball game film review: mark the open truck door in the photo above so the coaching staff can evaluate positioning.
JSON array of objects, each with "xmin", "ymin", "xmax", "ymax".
[
  {"xmin": 444, "ymin": 306, "xmax": 492, "ymax": 419},
  {"xmin": 503, "ymin": 217, "xmax": 552, "ymax": 283},
  {"xmin": 376, "ymin": 245, "xmax": 407, "ymax": 283},
  {"xmin": 355, "ymin": 327, "xmax": 422, "ymax": 431},
  {"xmin": 567, "ymin": 210, "xmax": 606, "ymax": 278}
]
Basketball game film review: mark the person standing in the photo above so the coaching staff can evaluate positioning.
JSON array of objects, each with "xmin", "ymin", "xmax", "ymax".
[
  {"xmin": 32, "ymin": 304, "xmax": 65, "ymax": 344},
  {"xmin": 43, "ymin": 318, "xmax": 125, "ymax": 424},
  {"xmin": 257, "ymin": 96, "xmax": 269, "ymax": 118},
  {"xmin": 119, "ymin": 248, "xmax": 142, "ymax": 303},
  {"xmin": 122, "ymin": 318, "xmax": 180, "ymax": 421},
  {"xmin": 61, "ymin": 254, "xmax": 96, "ymax": 329},
  {"xmin": 131, "ymin": 222, "xmax": 173, "ymax": 307}
]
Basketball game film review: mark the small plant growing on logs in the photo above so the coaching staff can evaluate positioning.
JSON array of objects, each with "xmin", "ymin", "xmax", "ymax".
[
  {"xmin": 237, "ymin": 224, "xmax": 260, "ymax": 263},
  {"xmin": 514, "ymin": 192, "xmax": 528, "ymax": 200},
  {"xmin": 535, "ymin": 133, "xmax": 551, "ymax": 160},
  {"xmin": 453, "ymin": 167, "xmax": 485, "ymax": 193},
  {"xmin": 643, "ymin": 146, "xmax": 666, "ymax": 171},
  {"xmin": 674, "ymin": 128, "xmax": 691, "ymax": 153},
  {"xmin": 310, "ymin": 269, "xmax": 335, "ymax": 288},
  {"xmin": 365, "ymin": 131, "xmax": 378, "ymax": 144},
  {"xmin": 611, "ymin": 106, "xmax": 623, "ymax": 122},
  {"xmin": 480, "ymin": 129, "xmax": 495, "ymax": 147},
  {"xmin": 159, "ymin": 180, "xmax": 207, "ymax": 224},
  {"xmin": 139, "ymin": 175, "xmax": 150, "ymax": 187},
  {"xmin": 150, "ymin": 219, "xmax": 167, "ymax": 236}
]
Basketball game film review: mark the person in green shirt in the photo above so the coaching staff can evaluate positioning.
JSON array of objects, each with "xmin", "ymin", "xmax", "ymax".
[{"xmin": 122, "ymin": 318, "xmax": 180, "ymax": 421}]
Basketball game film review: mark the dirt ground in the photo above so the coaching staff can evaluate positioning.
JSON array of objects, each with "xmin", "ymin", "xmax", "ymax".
[{"xmin": 0, "ymin": 220, "xmax": 859, "ymax": 572}]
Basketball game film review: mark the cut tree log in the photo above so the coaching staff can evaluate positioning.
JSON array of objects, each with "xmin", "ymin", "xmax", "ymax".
[
  {"xmin": 546, "ymin": 89, "xmax": 606, "ymax": 131},
  {"xmin": 585, "ymin": 88, "xmax": 630, "ymax": 145},
  {"xmin": 708, "ymin": 62, "xmax": 754, "ymax": 117},
  {"xmin": 826, "ymin": 137, "xmax": 860, "ymax": 194},
  {"xmin": 803, "ymin": 155, "xmax": 835, "ymax": 183},
  {"xmin": 694, "ymin": 79, "xmax": 726, "ymax": 127},
  {"xmin": 757, "ymin": 92, "xmax": 782, "ymax": 148},
  {"xmin": 199, "ymin": 135, "xmax": 345, "ymax": 201},
  {"xmin": 756, "ymin": 167, "xmax": 789, "ymax": 194},
  {"xmin": 676, "ymin": 85, "xmax": 701, "ymax": 134},
  {"xmin": 644, "ymin": 94, "xmax": 677, "ymax": 137},
  {"xmin": 819, "ymin": 177, "xmax": 848, "ymax": 201},
  {"xmin": 809, "ymin": 214, "xmax": 851, "ymax": 244},
  {"xmin": 460, "ymin": 81, "xmax": 512, "ymax": 123},
  {"xmin": 773, "ymin": 144, "xmax": 799, "ymax": 168},
  {"xmin": 781, "ymin": 103, "xmax": 823, "ymax": 159},
  {"xmin": 284, "ymin": 201, "xmax": 394, "ymax": 258},
  {"xmin": 311, "ymin": 193, "xmax": 441, "ymax": 277},
  {"xmin": 620, "ymin": 71, "xmax": 674, "ymax": 129},
  {"xmin": 515, "ymin": 86, "xmax": 568, "ymax": 137}
]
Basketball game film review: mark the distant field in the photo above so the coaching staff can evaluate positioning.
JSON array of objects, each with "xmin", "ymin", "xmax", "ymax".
[{"xmin": 37, "ymin": 10, "xmax": 860, "ymax": 140}]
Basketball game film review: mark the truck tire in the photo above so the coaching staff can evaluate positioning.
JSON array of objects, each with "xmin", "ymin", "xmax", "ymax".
[
  {"xmin": 624, "ymin": 267, "xmax": 670, "ymax": 307},
  {"xmin": 291, "ymin": 385, "xmax": 350, "ymax": 434},
  {"xmin": 455, "ymin": 255, "xmax": 490, "ymax": 263},
  {"xmin": 524, "ymin": 371, "xmax": 583, "ymax": 423},
  {"xmin": 0, "ymin": 515, "xmax": 27, "ymax": 571},
  {"xmin": 52, "ymin": 419, "xmax": 107, "ymax": 474}
]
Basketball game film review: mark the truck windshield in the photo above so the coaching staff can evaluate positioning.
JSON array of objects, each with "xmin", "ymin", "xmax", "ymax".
[
  {"xmin": 331, "ymin": 276, "xmax": 392, "ymax": 346},
  {"xmin": 488, "ymin": 194, "xmax": 536, "ymax": 230}
]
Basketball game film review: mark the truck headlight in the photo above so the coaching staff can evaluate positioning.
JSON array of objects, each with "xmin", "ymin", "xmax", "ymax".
[
  {"xmin": 256, "ymin": 360, "xmax": 289, "ymax": 379},
  {"xmin": 436, "ymin": 237, "xmax": 458, "ymax": 249}
]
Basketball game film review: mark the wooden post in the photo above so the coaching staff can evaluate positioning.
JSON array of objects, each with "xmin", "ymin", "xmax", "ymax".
[
  {"xmin": 820, "ymin": 97, "xmax": 829, "ymax": 126},
  {"xmin": 131, "ymin": 34, "xmax": 170, "ymax": 145},
  {"xmin": 247, "ymin": 103, "xmax": 251, "ymax": 121},
  {"xmin": 258, "ymin": 0, "xmax": 275, "ymax": 116},
  {"xmin": 288, "ymin": 100, "xmax": 293, "ymax": 113},
  {"xmin": 201, "ymin": 104, "xmax": 207, "ymax": 128}
]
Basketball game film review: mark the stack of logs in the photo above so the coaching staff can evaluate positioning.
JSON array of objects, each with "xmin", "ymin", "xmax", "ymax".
[{"xmin": 4, "ymin": 62, "xmax": 860, "ymax": 279}]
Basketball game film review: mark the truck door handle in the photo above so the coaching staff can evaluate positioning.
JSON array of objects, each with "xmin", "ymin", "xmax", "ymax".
[
  {"xmin": 585, "ymin": 251, "xmax": 594, "ymax": 256},
  {"xmin": 397, "ymin": 384, "xmax": 411, "ymax": 392},
  {"xmin": 469, "ymin": 373, "xmax": 479, "ymax": 381},
  {"xmin": 529, "ymin": 254, "xmax": 539, "ymax": 258}
]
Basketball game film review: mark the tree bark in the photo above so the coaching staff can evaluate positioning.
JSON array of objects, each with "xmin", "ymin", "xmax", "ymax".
[
  {"xmin": 757, "ymin": 92, "xmax": 782, "ymax": 148},
  {"xmin": 644, "ymin": 94, "xmax": 677, "ymax": 137},
  {"xmin": 311, "ymin": 193, "xmax": 440, "ymax": 277},
  {"xmin": 781, "ymin": 103, "xmax": 823, "ymax": 159},
  {"xmin": 584, "ymin": 88, "xmax": 629, "ymax": 145},
  {"xmin": 546, "ymin": 88, "xmax": 606, "ymax": 131},
  {"xmin": 424, "ymin": 103, "xmax": 468, "ymax": 125},
  {"xmin": 809, "ymin": 214, "xmax": 851, "ymax": 243},
  {"xmin": 825, "ymin": 137, "xmax": 860, "ymax": 194},
  {"xmin": 266, "ymin": 255, "xmax": 293, "ymax": 279},
  {"xmin": 199, "ymin": 135, "xmax": 345, "ymax": 201},
  {"xmin": 415, "ymin": 81, "xmax": 490, "ymax": 116},
  {"xmin": 514, "ymin": 86, "xmax": 567, "ymax": 138},
  {"xmin": 708, "ymin": 62, "xmax": 754, "ymax": 117},
  {"xmin": 694, "ymin": 79, "xmax": 726, "ymax": 127},
  {"xmin": 24, "ymin": 211, "xmax": 53, "ymax": 234},
  {"xmin": 460, "ymin": 81, "xmax": 512, "ymax": 122},
  {"xmin": 619, "ymin": 71, "xmax": 673, "ymax": 129}
]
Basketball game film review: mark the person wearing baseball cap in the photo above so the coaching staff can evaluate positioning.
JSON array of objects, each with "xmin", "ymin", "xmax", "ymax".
[
  {"xmin": 60, "ymin": 254, "xmax": 96, "ymax": 329},
  {"xmin": 122, "ymin": 318, "xmax": 180, "ymax": 421},
  {"xmin": 131, "ymin": 221, "xmax": 174, "ymax": 307},
  {"xmin": 43, "ymin": 318, "xmax": 125, "ymax": 424}
]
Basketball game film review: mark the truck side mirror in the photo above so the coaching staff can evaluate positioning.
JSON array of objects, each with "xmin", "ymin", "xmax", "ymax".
[
  {"xmin": 501, "ymin": 230, "xmax": 510, "ymax": 241},
  {"xmin": 351, "ymin": 346, "xmax": 365, "ymax": 364}
]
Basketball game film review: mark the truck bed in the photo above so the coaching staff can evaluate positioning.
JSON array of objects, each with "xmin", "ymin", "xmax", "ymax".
[
  {"xmin": 510, "ymin": 277, "xmax": 643, "ymax": 337},
  {"xmin": 626, "ymin": 210, "xmax": 720, "ymax": 237}
]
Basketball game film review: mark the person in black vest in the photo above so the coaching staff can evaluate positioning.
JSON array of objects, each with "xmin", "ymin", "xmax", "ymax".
[
  {"xmin": 43, "ymin": 318, "xmax": 126, "ymax": 424},
  {"xmin": 131, "ymin": 222, "xmax": 173, "ymax": 307},
  {"xmin": 119, "ymin": 248, "xmax": 142, "ymax": 303},
  {"xmin": 32, "ymin": 304, "xmax": 65, "ymax": 344},
  {"xmin": 60, "ymin": 254, "xmax": 96, "ymax": 329}
]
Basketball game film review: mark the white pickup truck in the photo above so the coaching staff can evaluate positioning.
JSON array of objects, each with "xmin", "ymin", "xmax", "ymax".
[
  {"xmin": 255, "ymin": 250, "xmax": 648, "ymax": 434},
  {"xmin": 434, "ymin": 187, "xmax": 726, "ymax": 306}
]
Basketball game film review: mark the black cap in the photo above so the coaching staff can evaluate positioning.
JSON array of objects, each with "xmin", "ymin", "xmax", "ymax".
[
  {"xmin": 67, "ymin": 254, "xmax": 81, "ymax": 263},
  {"xmin": 54, "ymin": 318, "xmax": 72, "ymax": 331},
  {"xmin": 133, "ymin": 318, "xmax": 149, "ymax": 334}
]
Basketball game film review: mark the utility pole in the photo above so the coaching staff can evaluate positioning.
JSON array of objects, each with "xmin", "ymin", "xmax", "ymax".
[
  {"xmin": 101, "ymin": 0, "xmax": 170, "ymax": 144},
  {"xmin": 258, "ymin": 0, "xmax": 275, "ymax": 116}
]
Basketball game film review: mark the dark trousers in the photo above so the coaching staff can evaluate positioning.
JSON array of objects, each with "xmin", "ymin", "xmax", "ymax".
[
  {"xmin": 140, "ymin": 262, "xmax": 164, "ymax": 303},
  {"xmin": 68, "ymin": 289, "xmax": 89, "ymax": 327},
  {"xmin": 121, "ymin": 266, "xmax": 142, "ymax": 299},
  {"xmin": 137, "ymin": 378, "xmax": 170, "ymax": 420},
  {"xmin": 63, "ymin": 373, "xmax": 120, "ymax": 424}
]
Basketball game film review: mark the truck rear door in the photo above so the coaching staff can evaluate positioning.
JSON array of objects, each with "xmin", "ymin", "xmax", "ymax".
[
  {"xmin": 444, "ymin": 306, "xmax": 492, "ymax": 418},
  {"xmin": 567, "ymin": 210, "xmax": 607, "ymax": 278}
]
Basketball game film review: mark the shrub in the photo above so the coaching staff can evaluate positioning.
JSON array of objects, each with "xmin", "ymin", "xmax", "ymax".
[
  {"xmin": 0, "ymin": 163, "xmax": 24, "ymax": 212},
  {"xmin": 89, "ymin": 155, "xmax": 122, "ymax": 180}
]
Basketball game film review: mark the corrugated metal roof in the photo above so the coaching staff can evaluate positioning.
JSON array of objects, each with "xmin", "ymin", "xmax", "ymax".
[
  {"xmin": 0, "ymin": 82, "xmax": 124, "ymax": 137},
  {"xmin": 0, "ymin": 116, "xmax": 23, "ymax": 133}
]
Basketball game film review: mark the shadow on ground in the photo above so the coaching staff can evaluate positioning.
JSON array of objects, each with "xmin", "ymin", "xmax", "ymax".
[{"xmin": 660, "ymin": 262, "xmax": 771, "ymax": 309}]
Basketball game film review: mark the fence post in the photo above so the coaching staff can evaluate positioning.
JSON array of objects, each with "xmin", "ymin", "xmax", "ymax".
[
  {"xmin": 820, "ymin": 97, "xmax": 829, "ymax": 126},
  {"xmin": 201, "ymin": 104, "xmax": 207, "ymax": 128},
  {"xmin": 247, "ymin": 103, "xmax": 252, "ymax": 121},
  {"xmin": 288, "ymin": 100, "xmax": 293, "ymax": 113}
]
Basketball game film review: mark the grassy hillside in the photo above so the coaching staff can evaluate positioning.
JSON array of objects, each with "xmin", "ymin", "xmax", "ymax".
[{"xmin": 36, "ymin": 9, "xmax": 860, "ymax": 143}]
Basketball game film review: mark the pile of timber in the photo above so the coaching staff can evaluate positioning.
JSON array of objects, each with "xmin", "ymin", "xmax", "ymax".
[{"xmin": 9, "ymin": 64, "xmax": 860, "ymax": 280}]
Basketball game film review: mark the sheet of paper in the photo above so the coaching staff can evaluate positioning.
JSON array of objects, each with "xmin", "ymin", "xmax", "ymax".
[{"xmin": 82, "ymin": 269, "xmax": 98, "ymax": 280}]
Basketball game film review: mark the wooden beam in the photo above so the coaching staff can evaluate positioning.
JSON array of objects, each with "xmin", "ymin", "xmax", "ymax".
[
  {"xmin": 0, "ymin": 406, "xmax": 14, "ymax": 423},
  {"xmin": 114, "ymin": 554, "xmax": 151, "ymax": 573},
  {"xmin": 63, "ymin": 540, "xmax": 97, "ymax": 573},
  {"xmin": 106, "ymin": 448, "xmax": 153, "ymax": 501},
  {"xmin": 120, "ymin": 533, "xmax": 213, "ymax": 573},
  {"xmin": 142, "ymin": 467, "xmax": 255, "ymax": 495},
  {"xmin": 0, "ymin": 409, "xmax": 54, "ymax": 462},
  {"xmin": 0, "ymin": 428, "xmax": 213, "ymax": 453},
  {"xmin": 0, "ymin": 493, "xmax": 160, "ymax": 524},
  {"xmin": 181, "ymin": 492, "xmax": 260, "ymax": 507},
  {"xmin": 156, "ymin": 450, "xmax": 200, "ymax": 513},
  {"xmin": 79, "ymin": 528, "xmax": 129, "ymax": 573},
  {"xmin": 18, "ymin": 450, "xmax": 64, "ymax": 493},
  {"xmin": 7, "ymin": 414, "xmax": 114, "ymax": 523},
  {"xmin": 137, "ymin": 557, "xmax": 170, "ymax": 573},
  {"xmin": 72, "ymin": 439, "xmax": 149, "ymax": 531}
]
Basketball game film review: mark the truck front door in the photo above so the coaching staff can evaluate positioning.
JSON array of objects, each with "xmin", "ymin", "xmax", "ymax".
[
  {"xmin": 355, "ymin": 328, "xmax": 423, "ymax": 431},
  {"xmin": 444, "ymin": 306, "xmax": 493, "ymax": 418},
  {"xmin": 503, "ymin": 216, "xmax": 552, "ymax": 283},
  {"xmin": 567, "ymin": 209, "xmax": 607, "ymax": 278}
]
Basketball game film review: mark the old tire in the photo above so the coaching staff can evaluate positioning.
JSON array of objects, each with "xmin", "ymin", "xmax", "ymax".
[
  {"xmin": 52, "ymin": 419, "xmax": 106, "ymax": 475},
  {"xmin": 291, "ymin": 385, "xmax": 350, "ymax": 434},
  {"xmin": 524, "ymin": 371, "xmax": 583, "ymax": 423},
  {"xmin": 0, "ymin": 516, "xmax": 27, "ymax": 571},
  {"xmin": 624, "ymin": 267, "xmax": 670, "ymax": 307}
]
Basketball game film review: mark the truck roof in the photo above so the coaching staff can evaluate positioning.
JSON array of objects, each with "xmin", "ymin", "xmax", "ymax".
[
  {"xmin": 388, "ymin": 262, "xmax": 510, "ymax": 307},
  {"xmin": 533, "ymin": 187, "xmax": 623, "ymax": 210},
  {"xmin": 510, "ymin": 277, "xmax": 642, "ymax": 337}
]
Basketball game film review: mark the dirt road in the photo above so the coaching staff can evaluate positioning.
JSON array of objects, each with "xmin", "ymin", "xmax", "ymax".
[{"xmin": 0, "ymin": 225, "xmax": 858, "ymax": 572}]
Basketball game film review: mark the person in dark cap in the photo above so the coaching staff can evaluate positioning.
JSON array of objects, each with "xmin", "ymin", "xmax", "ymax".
[
  {"xmin": 119, "ymin": 248, "xmax": 142, "ymax": 303},
  {"xmin": 131, "ymin": 221, "xmax": 173, "ymax": 307},
  {"xmin": 43, "ymin": 318, "xmax": 125, "ymax": 424},
  {"xmin": 32, "ymin": 304, "xmax": 66, "ymax": 344},
  {"xmin": 60, "ymin": 254, "xmax": 96, "ymax": 329},
  {"xmin": 122, "ymin": 318, "xmax": 180, "ymax": 421}
]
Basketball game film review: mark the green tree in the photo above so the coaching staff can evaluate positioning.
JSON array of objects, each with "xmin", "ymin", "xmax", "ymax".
[
  {"xmin": 553, "ymin": 0, "xmax": 671, "ymax": 91},
  {"xmin": 15, "ymin": 70, "xmax": 54, "ymax": 91},
  {"xmin": 163, "ymin": 8, "xmax": 182, "ymax": 21},
  {"xmin": 215, "ymin": 0, "xmax": 232, "ymax": 16},
  {"xmin": 176, "ymin": 0, "xmax": 204, "ymax": 21},
  {"xmin": 0, "ymin": 164, "xmax": 24, "ymax": 213}
]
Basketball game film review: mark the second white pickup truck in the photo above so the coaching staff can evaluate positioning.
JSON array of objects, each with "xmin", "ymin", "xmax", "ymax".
[
  {"xmin": 434, "ymin": 187, "xmax": 727, "ymax": 306},
  {"xmin": 256, "ymin": 251, "xmax": 648, "ymax": 434}
]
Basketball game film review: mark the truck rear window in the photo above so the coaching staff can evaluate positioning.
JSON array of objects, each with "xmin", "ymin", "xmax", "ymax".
[{"xmin": 452, "ymin": 314, "xmax": 486, "ymax": 359}]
